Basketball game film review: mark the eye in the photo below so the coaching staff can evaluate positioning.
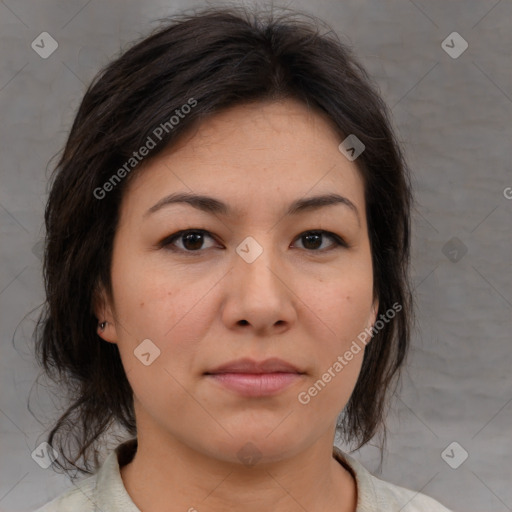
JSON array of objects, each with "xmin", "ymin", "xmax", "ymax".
[
  {"xmin": 159, "ymin": 229, "xmax": 347, "ymax": 254},
  {"xmin": 160, "ymin": 229, "xmax": 219, "ymax": 253},
  {"xmin": 292, "ymin": 230, "xmax": 347, "ymax": 252}
]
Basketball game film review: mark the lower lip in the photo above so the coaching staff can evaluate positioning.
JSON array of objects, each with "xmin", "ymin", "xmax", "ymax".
[{"xmin": 205, "ymin": 372, "xmax": 303, "ymax": 397}]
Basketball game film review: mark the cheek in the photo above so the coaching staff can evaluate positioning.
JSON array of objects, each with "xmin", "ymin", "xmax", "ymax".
[
  {"xmin": 111, "ymin": 251, "xmax": 199, "ymax": 335},
  {"xmin": 291, "ymin": 280, "xmax": 370, "ymax": 410},
  {"xmin": 111, "ymin": 256, "xmax": 219, "ymax": 379},
  {"xmin": 309, "ymin": 275, "xmax": 373, "ymax": 347},
  {"xmin": 112, "ymin": 267, "xmax": 211, "ymax": 406},
  {"xmin": 296, "ymin": 343, "xmax": 364, "ymax": 424}
]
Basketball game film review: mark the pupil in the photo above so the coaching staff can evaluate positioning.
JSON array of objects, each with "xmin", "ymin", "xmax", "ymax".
[
  {"xmin": 183, "ymin": 232, "xmax": 203, "ymax": 250},
  {"xmin": 303, "ymin": 233, "xmax": 321, "ymax": 250}
]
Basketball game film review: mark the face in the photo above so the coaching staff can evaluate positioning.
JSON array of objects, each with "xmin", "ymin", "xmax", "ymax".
[{"xmin": 97, "ymin": 98, "xmax": 378, "ymax": 465}]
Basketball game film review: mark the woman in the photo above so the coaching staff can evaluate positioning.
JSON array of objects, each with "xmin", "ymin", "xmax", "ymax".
[{"xmin": 33, "ymin": 5, "xmax": 453, "ymax": 511}]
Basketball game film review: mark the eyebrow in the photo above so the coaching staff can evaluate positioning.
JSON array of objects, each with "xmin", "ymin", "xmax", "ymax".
[{"xmin": 144, "ymin": 191, "xmax": 360, "ymax": 225}]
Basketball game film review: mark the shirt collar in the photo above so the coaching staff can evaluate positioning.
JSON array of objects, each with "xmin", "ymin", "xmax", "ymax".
[
  {"xmin": 333, "ymin": 445, "xmax": 378, "ymax": 512},
  {"xmin": 94, "ymin": 438, "xmax": 140, "ymax": 511},
  {"xmin": 92, "ymin": 438, "xmax": 377, "ymax": 512}
]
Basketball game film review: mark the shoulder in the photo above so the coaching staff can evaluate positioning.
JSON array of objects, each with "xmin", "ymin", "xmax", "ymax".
[
  {"xmin": 369, "ymin": 472, "xmax": 453, "ymax": 511},
  {"xmin": 334, "ymin": 447, "xmax": 454, "ymax": 512},
  {"xmin": 32, "ymin": 475, "xmax": 97, "ymax": 512},
  {"xmin": 32, "ymin": 438, "xmax": 139, "ymax": 512}
]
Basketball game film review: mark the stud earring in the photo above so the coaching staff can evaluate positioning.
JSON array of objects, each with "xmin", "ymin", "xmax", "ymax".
[{"xmin": 99, "ymin": 321, "xmax": 107, "ymax": 330}]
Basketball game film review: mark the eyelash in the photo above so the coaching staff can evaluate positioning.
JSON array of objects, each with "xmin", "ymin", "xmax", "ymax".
[{"xmin": 159, "ymin": 229, "xmax": 348, "ymax": 255}]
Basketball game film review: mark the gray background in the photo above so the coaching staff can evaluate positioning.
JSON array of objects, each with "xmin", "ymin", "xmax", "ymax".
[{"xmin": 1, "ymin": 0, "xmax": 511, "ymax": 511}]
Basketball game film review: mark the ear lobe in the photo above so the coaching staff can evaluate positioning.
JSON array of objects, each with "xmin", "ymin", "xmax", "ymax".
[
  {"xmin": 369, "ymin": 298, "xmax": 379, "ymax": 328},
  {"xmin": 92, "ymin": 283, "xmax": 119, "ymax": 344},
  {"xmin": 96, "ymin": 320, "xmax": 118, "ymax": 344},
  {"xmin": 372, "ymin": 299, "xmax": 379, "ymax": 325}
]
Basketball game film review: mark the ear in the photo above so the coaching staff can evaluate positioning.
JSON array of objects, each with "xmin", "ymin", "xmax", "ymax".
[
  {"xmin": 92, "ymin": 283, "xmax": 120, "ymax": 344},
  {"xmin": 362, "ymin": 296, "xmax": 379, "ymax": 346},
  {"xmin": 369, "ymin": 297, "xmax": 379, "ymax": 328}
]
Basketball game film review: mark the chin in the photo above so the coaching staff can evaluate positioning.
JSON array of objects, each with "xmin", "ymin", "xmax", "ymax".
[{"xmin": 204, "ymin": 432, "xmax": 302, "ymax": 466}]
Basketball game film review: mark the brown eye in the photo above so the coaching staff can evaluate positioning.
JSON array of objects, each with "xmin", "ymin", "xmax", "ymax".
[
  {"xmin": 161, "ymin": 229, "xmax": 218, "ymax": 253},
  {"xmin": 293, "ymin": 230, "xmax": 346, "ymax": 251},
  {"xmin": 180, "ymin": 231, "xmax": 206, "ymax": 251},
  {"xmin": 160, "ymin": 228, "xmax": 346, "ymax": 255}
]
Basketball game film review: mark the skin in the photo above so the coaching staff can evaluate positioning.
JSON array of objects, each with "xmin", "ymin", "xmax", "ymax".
[{"xmin": 95, "ymin": 98, "xmax": 378, "ymax": 512}]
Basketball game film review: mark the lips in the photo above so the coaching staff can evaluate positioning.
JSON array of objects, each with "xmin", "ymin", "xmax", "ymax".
[
  {"xmin": 204, "ymin": 357, "xmax": 305, "ymax": 397},
  {"xmin": 204, "ymin": 357, "xmax": 304, "ymax": 375}
]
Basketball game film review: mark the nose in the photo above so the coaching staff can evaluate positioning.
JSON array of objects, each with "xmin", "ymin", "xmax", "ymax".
[{"xmin": 221, "ymin": 241, "xmax": 297, "ymax": 336}]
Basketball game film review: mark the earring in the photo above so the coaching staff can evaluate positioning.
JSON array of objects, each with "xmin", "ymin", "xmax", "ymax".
[{"xmin": 99, "ymin": 321, "xmax": 107, "ymax": 330}]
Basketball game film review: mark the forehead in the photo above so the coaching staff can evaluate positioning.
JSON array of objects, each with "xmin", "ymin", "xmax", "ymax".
[{"xmin": 121, "ymin": 99, "xmax": 366, "ymax": 223}]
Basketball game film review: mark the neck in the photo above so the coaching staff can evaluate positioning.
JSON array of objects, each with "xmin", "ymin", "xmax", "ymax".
[{"xmin": 120, "ymin": 430, "xmax": 357, "ymax": 512}]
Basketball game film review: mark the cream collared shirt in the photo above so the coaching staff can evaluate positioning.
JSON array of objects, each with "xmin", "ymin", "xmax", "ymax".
[{"xmin": 34, "ymin": 438, "xmax": 454, "ymax": 511}]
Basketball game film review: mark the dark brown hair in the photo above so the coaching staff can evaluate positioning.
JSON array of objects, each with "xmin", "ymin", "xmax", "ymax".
[{"xmin": 34, "ymin": 4, "xmax": 414, "ymax": 478}]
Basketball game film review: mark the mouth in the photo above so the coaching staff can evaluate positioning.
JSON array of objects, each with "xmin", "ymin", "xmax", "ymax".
[
  {"xmin": 204, "ymin": 357, "xmax": 306, "ymax": 397},
  {"xmin": 205, "ymin": 357, "xmax": 304, "ymax": 375}
]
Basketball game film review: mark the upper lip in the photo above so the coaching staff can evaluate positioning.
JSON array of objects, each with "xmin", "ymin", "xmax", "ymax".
[{"xmin": 205, "ymin": 357, "xmax": 304, "ymax": 374}]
